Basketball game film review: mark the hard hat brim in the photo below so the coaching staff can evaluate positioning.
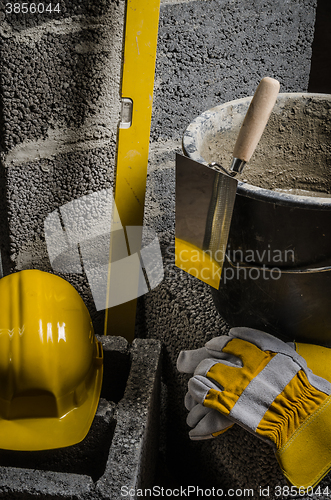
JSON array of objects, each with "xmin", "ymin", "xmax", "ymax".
[{"xmin": 0, "ymin": 360, "xmax": 103, "ymax": 451}]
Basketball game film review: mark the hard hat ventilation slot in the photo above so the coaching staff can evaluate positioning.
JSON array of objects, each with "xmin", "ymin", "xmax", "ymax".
[{"xmin": 5, "ymin": 390, "xmax": 58, "ymax": 420}]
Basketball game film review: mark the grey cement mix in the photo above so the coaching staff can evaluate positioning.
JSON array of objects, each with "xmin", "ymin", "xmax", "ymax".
[{"xmin": 0, "ymin": 0, "xmax": 328, "ymax": 497}]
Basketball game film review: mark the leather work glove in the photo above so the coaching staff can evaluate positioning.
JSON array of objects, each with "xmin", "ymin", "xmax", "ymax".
[
  {"xmin": 178, "ymin": 343, "xmax": 237, "ymax": 440},
  {"xmin": 177, "ymin": 327, "xmax": 331, "ymax": 488}
]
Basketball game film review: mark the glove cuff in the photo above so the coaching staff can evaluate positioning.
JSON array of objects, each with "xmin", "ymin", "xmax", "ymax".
[{"xmin": 276, "ymin": 395, "xmax": 331, "ymax": 488}]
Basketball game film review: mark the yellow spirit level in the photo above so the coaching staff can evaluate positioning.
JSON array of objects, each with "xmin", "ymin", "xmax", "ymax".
[{"xmin": 104, "ymin": 0, "xmax": 161, "ymax": 340}]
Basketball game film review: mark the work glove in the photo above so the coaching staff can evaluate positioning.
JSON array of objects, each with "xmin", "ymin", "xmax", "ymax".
[
  {"xmin": 177, "ymin": 327, "xmax": 331, "ymax": 488},
  {"xmin": 178, "ymin": 343, "xmax": 237, "ymax": 440}
]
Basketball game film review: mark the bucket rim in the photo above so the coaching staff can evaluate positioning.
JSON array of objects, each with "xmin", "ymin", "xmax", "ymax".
[{"xmin": 182, "ymin": 92, "xmax": 331, "ymax": 210}]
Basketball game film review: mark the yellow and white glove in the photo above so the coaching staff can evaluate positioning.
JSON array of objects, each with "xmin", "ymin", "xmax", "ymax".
[
  {"xmin": 178, "ymin": 343, "xmax": 236, "ymax": 439},
  {"xmin": 177, "ymin": 327, "xmax": 331, "ymax": 488}
]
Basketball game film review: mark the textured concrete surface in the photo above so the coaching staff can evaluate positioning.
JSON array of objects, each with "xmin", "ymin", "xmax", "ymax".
[
  {"xmin": 0, "ymin": 0, "xmax": 125, "ymax": 334},
  {"xmin": 0, "ymin": 0, "xmax": 326, "ymax": 496},
  {"xmin": 0, "ymin": 336, "xmax": 162, "ymax": 499},
  {"xmin": 138, "ymin": 0, "xmax": 328, "ymax": 495},
  {"xmin": 151, "ymin": 0, "xmax": 317, "ymax": 142}
]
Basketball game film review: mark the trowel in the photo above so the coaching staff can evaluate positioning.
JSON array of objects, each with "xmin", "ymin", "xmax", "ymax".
[{"xmin": 175, "ymin": 77, "xmax": 280, "ymax": 289}]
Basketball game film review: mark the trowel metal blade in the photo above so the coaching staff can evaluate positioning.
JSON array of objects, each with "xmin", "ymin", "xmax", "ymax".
[{"xmin": 175, "ymin": 153, "xmax": 238, "ymax": 289}]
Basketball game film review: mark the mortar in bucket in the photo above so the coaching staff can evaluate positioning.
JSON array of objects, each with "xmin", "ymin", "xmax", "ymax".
[{"xmin": 183, "ymin": 93, "xmax": 331, "ymax": 345}]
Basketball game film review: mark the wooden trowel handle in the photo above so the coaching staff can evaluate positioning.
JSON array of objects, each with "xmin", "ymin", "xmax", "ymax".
[{"xmin": 232, "ymin": 77, "xmax": 280, "ymax": 166}]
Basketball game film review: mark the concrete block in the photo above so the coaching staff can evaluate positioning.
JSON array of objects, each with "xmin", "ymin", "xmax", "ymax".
[
  {"xmin": 96, "ymin": 338, "xmax": 162, "ymax": 499},
  {"xmin": 0, "ymin": 1, "xmax": 125, "ymax": 323},
  {"xmin": 1, "ymin": 147, "xmax": 115, "ymax": 334},
  {"xmin": 0, "ymin": 337, "xmax": 162, "ymax": 500},
  {"xmin": 0, "ymin": 1, "xmax": 124, "ymax": 151},
  {"xmin": 151, "ymin": 0, "xmax": 317, "ymax": 142}
]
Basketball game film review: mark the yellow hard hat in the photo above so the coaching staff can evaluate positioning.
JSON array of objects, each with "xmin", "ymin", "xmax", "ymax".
[{"xmin": 0, "ymin": 269, "xmax": 103, "ymax": 451}]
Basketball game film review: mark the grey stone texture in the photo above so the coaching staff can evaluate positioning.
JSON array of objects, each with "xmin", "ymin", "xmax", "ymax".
[
  {"xmin": 151, "ymin": 0, "xmax": 317, "ymax": 142},
  {"xmin": 96, "ymin": 338, "xmax": 162, "ymax": 499},
  {"xmin": 0, "ymin": 0, "xmax": 326, "ymax": 496},
  {"xmin": 0, "ymin": 336, "xmax": 162, "ymax": 499},
  {"xmin": 138, "ymin": 0, "xmax": 329, "ymax": 495},
  {"xmin": 0, "ymin": 0, "xmax": 125, "ymax": 332}
]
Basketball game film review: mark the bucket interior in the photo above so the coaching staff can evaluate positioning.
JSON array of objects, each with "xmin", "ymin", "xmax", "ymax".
[{"xmin": 198, "ymin": 94, "xmax": 331, "ymax": 198}]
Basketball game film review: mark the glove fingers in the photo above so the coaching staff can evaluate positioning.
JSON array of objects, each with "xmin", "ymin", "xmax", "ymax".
[
  {"xmin": 194, "ymin": 357, "xmax": 243, "ymax": 380},
  {"xmin": 178, "ymin": 337, "xmax": 243, "ymax": 375},
  {"xmin": 202, "ymin": 335, "xmax": 231, "ymax": 357},
  {"xmin": 188, "ymin": 407, "xmax": 233, "ymax": 440},
  {"xmin": 222, "ymin": 327, "xmax": 302, "ymax": 361},
  {"xmin": 186, "ymin": 402, "xmax": 211, "ymax": 427},
  {"xmin": 177, "ymin": 347, "xmax": 209, "ymax": 373},
  {"xmin": 184, "ymin": 392, "xmax": 197, "ymax": 411},
  {"xmin": 188, "ymin": 374, "xmax": 223, "ymax": 404}
]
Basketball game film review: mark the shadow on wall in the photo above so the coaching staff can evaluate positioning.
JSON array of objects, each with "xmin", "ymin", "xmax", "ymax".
[{"xmin": 309, "ymin": 0, "xmax": 331, "ymax": 93}]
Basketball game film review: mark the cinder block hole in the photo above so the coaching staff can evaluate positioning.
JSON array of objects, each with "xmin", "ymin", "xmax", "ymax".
[{"xmin": 100, "ymin": 350, "xmax": 131, "ymax": 403}]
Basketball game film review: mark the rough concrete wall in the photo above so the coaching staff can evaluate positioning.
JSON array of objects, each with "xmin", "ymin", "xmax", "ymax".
[
  {"xmin": 138, "ymin": 0, "xmax": 327, "ymax": 494},
  {"xmin": 152, "ymin": 0, "xmax": 317, "ymax": 142},
  {"xmin": 0, "ymin": 0, "xmax": 125, "ymax": 333}
]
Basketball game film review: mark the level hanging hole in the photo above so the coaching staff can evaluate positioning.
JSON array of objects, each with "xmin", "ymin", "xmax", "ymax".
[{"xmin": 120, "ymin": 98, "xmax": 133, "ymax": 129}]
